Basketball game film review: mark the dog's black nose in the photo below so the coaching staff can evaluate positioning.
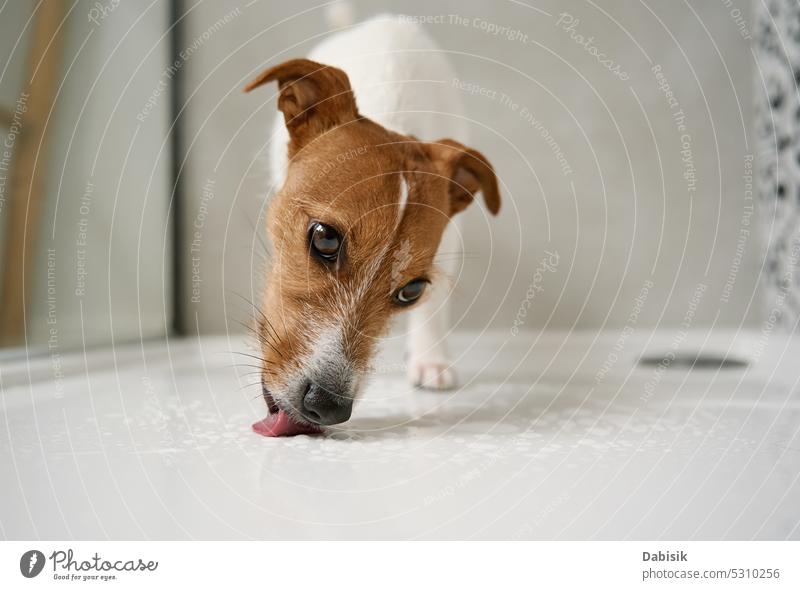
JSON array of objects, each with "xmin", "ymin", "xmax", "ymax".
[{"xmin": 302, "ymin": 382, "xmax": 352, "ymax": 425}]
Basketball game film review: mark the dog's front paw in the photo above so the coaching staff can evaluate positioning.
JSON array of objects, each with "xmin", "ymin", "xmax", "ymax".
[{"xmin": 407, "ymin": 358, "xmax": 457, "ymax": 390}]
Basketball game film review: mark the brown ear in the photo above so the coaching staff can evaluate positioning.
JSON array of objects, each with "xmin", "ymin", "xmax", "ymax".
[
  {"xmin": 244, "ymin": 58, "xmax": 359, "ymax": 153},
  {"xmin": 428, "ymin": 139, "xmax": 501, "ymax": 216}
]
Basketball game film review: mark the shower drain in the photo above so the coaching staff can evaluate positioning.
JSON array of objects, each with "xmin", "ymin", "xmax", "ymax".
[{"xmin": 637, "ymin": 352, "xmax": 749, "ymax": 369}]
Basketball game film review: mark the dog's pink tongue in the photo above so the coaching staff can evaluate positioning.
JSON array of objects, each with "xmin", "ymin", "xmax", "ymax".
[{"xmin": 252, "ymin": 411, "xmax": 322, "ymax": 437}]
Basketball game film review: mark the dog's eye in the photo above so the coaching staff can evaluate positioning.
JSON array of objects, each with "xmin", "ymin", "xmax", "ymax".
[
  {"xmin": 309, "ymin": 222, "xmax": 341, "ymax": 262},
  {"xmin": 394, "ymin": 279, "xmax": 428, "ymax": 306}
]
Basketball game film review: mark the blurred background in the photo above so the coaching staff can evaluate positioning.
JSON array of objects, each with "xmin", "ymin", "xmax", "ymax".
[{"xmin": 0, "ymin": 0, "xmax": 793, "ymax": 351}]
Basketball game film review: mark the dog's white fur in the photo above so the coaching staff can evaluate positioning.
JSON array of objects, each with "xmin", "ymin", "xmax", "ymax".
[{"xmin": 269, "ymin": 14, "xmax": 465, "ymax": 389}]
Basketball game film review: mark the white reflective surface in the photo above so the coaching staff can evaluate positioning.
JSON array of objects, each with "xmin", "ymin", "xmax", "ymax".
[{"xmin": 1, "ymin": 331, "xmax": 798, "ymax": 540}]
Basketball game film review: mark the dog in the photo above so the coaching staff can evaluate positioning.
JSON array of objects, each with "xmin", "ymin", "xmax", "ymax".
[{"xmin": 246, "ymin": 14, "xmax": 500, "ymax": 436}]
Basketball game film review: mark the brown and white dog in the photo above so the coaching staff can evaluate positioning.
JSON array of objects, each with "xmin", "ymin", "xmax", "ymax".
[{"xmin": 246, "ymin": 15, "xmax": 500, "ymax": 436}]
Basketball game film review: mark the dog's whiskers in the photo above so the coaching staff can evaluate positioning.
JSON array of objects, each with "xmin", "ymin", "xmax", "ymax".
[{"xmin": 230, "ymin": 316, "xmax": 285, "ymax": 360}]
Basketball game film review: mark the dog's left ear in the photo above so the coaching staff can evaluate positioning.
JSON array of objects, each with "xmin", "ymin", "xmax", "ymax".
[
  {"xmin": 427, "ymin": 139, "xmax": 501, "ymax": 216},
  {"xmin": 243, "ymin": 58, "xmax": 359, "ymax": 153}
]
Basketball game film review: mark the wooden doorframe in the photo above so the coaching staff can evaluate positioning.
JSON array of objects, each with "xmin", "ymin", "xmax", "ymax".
[{"xmin": 0, "ymin": 1, "xmax": 68, "ymax": 346}]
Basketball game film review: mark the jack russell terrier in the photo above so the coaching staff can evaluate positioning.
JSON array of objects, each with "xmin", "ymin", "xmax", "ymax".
[{"xmin": 246, "ymin": 14, "xmax": 500, "ymax": 436}]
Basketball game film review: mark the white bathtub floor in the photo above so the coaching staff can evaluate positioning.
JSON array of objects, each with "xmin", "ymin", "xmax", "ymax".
[{"xmin": 1, "ymin": 330, "xmax": 799, "ymax": 540}]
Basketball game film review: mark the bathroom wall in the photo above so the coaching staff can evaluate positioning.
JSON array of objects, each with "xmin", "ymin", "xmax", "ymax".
[
  {"xmin": 0, "ymin": 1, "xmax": 173, "ymax": 348},
  {"xmin": 175, "ymin": 0, "xmax": 763, "ymax": 333}
]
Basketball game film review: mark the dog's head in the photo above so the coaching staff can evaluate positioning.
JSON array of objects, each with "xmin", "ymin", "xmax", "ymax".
[{"xmin": 245, "ymin": 59, "xmax": 500, "ymax": 430}]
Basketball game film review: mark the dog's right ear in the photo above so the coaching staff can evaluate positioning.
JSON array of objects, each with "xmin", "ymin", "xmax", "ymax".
[{"xmin": 244, "ymin": 58, "xmax": 359, "ymax": 153}]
